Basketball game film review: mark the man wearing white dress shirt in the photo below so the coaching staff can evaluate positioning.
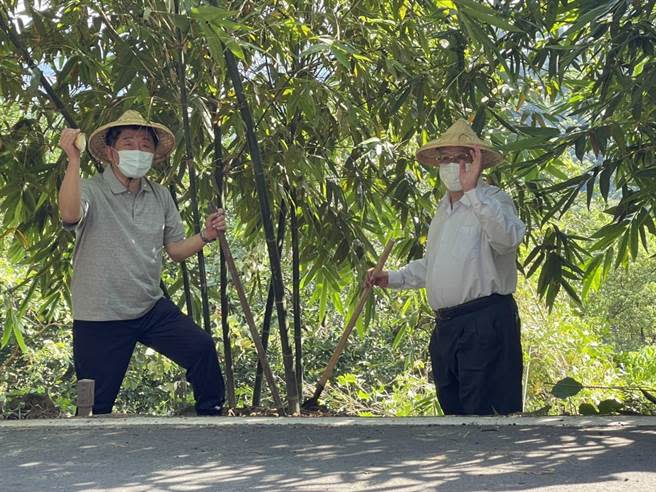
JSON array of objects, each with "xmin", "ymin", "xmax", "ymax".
[{"xmin": 366, "ymin": 119, "xmax": 526, "ymax": 415}]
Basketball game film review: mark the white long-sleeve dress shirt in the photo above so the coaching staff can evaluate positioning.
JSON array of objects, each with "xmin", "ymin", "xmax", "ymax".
[{"xmin": 387, "ymin": 183, "xmax": 525, "ymax": 310}]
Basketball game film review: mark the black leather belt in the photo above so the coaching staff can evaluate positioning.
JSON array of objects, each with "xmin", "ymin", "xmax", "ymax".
[{"xmin": 435, "ymin": 293, "xmax": 510, "ymax": 321}]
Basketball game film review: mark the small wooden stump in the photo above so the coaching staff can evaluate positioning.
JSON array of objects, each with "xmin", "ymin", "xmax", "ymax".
[{"xmin": 76, "ymin": 379, "xmax": 95, "ymax": 417}]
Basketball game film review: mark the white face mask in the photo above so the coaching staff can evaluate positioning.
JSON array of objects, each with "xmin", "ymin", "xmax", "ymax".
[
  {"xmin": 117, "ymin": 150, "xmax": 154, "ymax": 178},
  {"xmin": 439, "ymin": 162, "xmax": 471, "ymax": 192}
]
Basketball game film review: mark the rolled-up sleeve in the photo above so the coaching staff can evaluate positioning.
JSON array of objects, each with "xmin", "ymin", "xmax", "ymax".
[{"xmin": 462, "ymin": 186, "xmax": 525, "ymax": 255}]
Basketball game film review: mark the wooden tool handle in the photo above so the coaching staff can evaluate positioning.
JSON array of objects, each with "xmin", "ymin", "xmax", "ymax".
[
  {"xmin": 218, "ymin": 232, "xmax": 285, "ymax": 415},
  {"xmin": 371, "ymin": 238, "xmax": 395, "ymax": 276},
  {"xmin": 317, "ymin": 238, "xmax": 395, "ymax": 388}
]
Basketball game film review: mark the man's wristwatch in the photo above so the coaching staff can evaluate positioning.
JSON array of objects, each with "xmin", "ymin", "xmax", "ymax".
[{"xmin": 199, "ymin": 230, "xmax": 214, "ymax": 244}]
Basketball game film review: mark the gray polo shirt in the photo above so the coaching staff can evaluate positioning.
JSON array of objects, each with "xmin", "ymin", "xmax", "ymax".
[{"xmin": 64, "ymin": 166, "xmax": 185, "ymax": 321}]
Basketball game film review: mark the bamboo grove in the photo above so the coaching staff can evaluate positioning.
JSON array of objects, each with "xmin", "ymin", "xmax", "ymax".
[{"xmin": 1, "ymin": 0, "xmax": 655, "ymax": 411}]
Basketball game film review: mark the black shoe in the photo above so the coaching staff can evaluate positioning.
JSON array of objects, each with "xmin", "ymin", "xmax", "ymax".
[{"xmin": 196, "ymin": 405, "xmax": 224, "ymax": 416}]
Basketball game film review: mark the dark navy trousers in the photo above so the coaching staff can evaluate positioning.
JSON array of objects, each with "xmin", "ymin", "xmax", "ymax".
[
  {"xmin": 73, "ymin": 297, "xmax": 225, "ymax": 415},
  {"xmin": 429, "ymin": 294, "xmax": 523, "ymax": 415}
]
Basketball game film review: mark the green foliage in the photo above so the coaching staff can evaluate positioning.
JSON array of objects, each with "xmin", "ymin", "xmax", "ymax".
[
  {"xmin": 584, "ymin": 256, "xmax": 656, "ymax": 350},
  {"xmin": 2, "ymin": 0, "xmax": 656, "ymax": 417},
  {"xmin": 2, "ymin": 0, "xmax": 655, "ymax": 317},
  {"xmin": 617, "ymin": 346, "xmax": 656, "ymax": 384}
]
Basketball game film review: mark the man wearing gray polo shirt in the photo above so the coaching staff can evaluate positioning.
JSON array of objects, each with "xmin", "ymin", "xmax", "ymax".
[{"xmin": 58, "ymin": 110, "xmax": 225, "ymax": 416}]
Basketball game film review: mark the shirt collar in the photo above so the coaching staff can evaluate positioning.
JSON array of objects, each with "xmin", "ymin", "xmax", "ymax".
[
  {"xmin": 103, "ymin": 165, "xmax": 150, "ymax": 194},
  {"xmin": 438, "ymin": 192, "xmax": 471, "ymax": 214},
  {"xmin": 438, "ymin": 193, "xmax": 451, "ymax": 210},
  {"xmin": 438, "ymin": 180, "xmax": 488, "ymax": 212}
]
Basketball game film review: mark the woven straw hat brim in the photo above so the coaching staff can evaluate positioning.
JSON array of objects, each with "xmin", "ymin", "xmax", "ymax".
[
  {"xmin": 88, "ymin": 112, "xmax": 176, "ymax": 165},
  {"xmin": 416, "ymin": 118, "xmax": 503, "ymax": 168},
  {"xmin": 416, "ymin": 143, "xmax": 503, "ymax": 168}
]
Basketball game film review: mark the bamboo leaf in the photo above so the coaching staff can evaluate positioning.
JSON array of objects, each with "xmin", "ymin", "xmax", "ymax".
[
  {"xmin": 455, "ymin": 0, "xmax": 523, "ymax": 32},
  {"xmin": 191, "ymin": 6, "xmax": 243, "ymax": 30},
  {"xmin": 391, "ymin": 323, "xmax": 407, "ymax": 350},
  {"xmin": 299, "ymin": 42, "xmax": 331, "ymax": 58},
  {"xmin": 459, "ymin": 12, "xmax": 513, "ymax": 79},
  {"xmin": 561, "ymin": 279, "xmax": 581, "ymax": 305},
  {"xmin": 562, "ymin": 1, "xmax": 620, "ymax": 38},
  {"xmin": 223, "ymin": 37, "xmax": 245, "ymax": 60},
  {"xmin": 318, "ymin": 281, "xmax": 328, "ymax": 323},
  {"xmin": 614, "ymin": 230, "xmax": 630, "ymax": 268},
  {"xmin": 524, "ymin": 245, "xmax": 542, "ymax": 266},
  {"xmin": 582, "ymin": 255, "xmax": 603, "ymax": 299},
  {"xmin": 591, "ymin": 221, "xmax": 627, "ymax": 240},
  {"xmin": 599, "ymin": 162, "xmax": 614, "ymax": 200},
  {"xmin": 516, "ymin": 126, "xmax": 561, "ymax": 138},
  {"xmin": 11, "ymin": 311, "xmax": 27, "ymax": 353},
  {"xmin": 545, "ymin": 281, "xmax": 560, "ymax": 308},
  {"xmin": 1, "ymin": 312, "xmax": 12, "ymax": 349},
  {"xmin": 639, "ymin": 223, "xmax": 649, "ymax": 253},
  {"xmin": 575, "ymin": 135, "xmax": 586, "ymax": 161},
  {"xmin": 526, "ymin": 251, "xmax": 545, "ymax": 279},
  {"xmin": 629, "ymin": 221, "xmax": 639, "ymax": 259},
  {"xmin": 602, "ymin": 248, "xmax": 614, "ymax": 278},
  {"xmin": 586, "ymin": 173, "xmax": 595, "ymax": 210}
]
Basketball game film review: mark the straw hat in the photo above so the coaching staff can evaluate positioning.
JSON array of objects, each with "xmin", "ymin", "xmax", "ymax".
[
  {"xmin": 416, "ymin": 118, "xmax": 503, "ymax": 167},
  {"xmin": 88, "ymin": 110, "xmax": 176, "ymax": 165}
]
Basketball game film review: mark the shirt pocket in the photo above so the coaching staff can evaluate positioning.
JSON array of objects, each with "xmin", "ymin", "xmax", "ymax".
[
  {"xmin": 134, "ymin": 205, "xmax": 166, "ymax": 249},
  {"xmin": 448, "ymin": 224, "xmax": 481, "ymax": 261}
]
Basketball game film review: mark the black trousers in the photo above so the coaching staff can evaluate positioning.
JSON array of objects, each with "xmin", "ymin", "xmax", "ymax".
[
  {"xmin": 73, "ymin": 297, "xmax": 225, "ymax": 415},
  {"xmin": 429, "ymin": 294, "xmax": 523, "ymax": 415}
]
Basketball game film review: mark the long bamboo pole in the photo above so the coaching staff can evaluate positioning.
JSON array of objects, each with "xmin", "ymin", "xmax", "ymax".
[
  {"xmin": 303, "ymin": 239, "xmax": 395, "ymax": 408},
  {"xmin": 218, "ymin": 233, "xmax": 286, "ymax": 415}
]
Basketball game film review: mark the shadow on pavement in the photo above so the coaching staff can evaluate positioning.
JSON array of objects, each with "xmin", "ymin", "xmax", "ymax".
[{"xmin": 1, "ymin": 424, "xmax": 654, "ymax": 491}]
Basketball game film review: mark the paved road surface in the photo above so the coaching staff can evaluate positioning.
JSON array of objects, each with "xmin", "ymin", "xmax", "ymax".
[{"xmin": 1, "ymin": 417, "xmax": 655, "ymax": 491}]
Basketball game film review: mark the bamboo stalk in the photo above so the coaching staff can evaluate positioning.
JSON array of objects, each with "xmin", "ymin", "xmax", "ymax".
[
  {"xmin": 252, "ymin": 282, "xmax": 274, "ymax": 407},
  {"xmin": 173, "ymin": 0, "xmax": 211, "ymax": 333},
  {"xmin": 253, "ymin": 203, "xmax": 287, "ymax": 406},
  {"xmin": 221, "ymin": 42, "xmax": 299, "ymax": 413},
  {"xmin": 210, "ymin": 101, "xmax": 236, "ymax": 409},
  {"xmin": 290, "ymin": 187, "xmax": 303, "ymax": 399},
  {"xmin": 169, "ymin": 184, "xmax": 194, "ymax": 317}
]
